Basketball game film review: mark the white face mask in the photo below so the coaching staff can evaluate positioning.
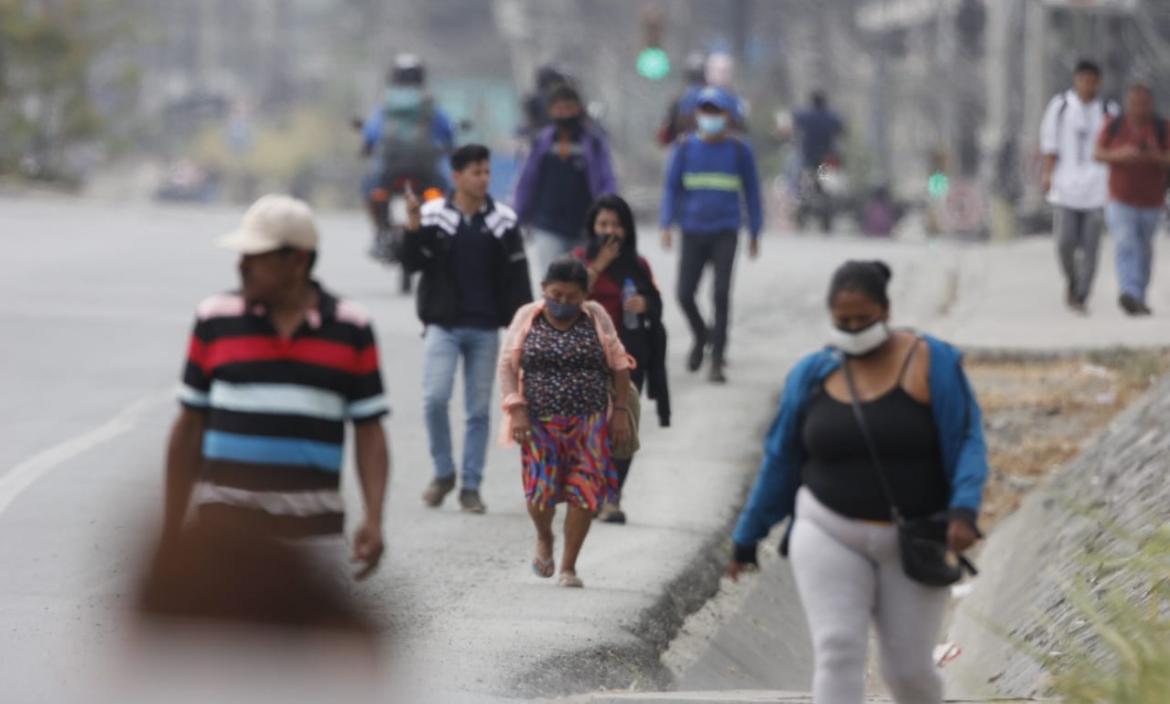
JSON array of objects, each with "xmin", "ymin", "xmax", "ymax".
[{"xmin": 829, "ymin": 320, "xmax": 890, "ymax": 357}]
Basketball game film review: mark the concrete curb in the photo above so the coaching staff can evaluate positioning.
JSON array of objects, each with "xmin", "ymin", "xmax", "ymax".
[
  {"xmin": 960, "ymin": 345, "xmax": 1170, "ymax": 363},
  {"xmin": 509, "ymin": 410, "xmax": 777, "ymax": 698},
  {"xmin": 579, "ymin": 694, "xmax": 1052, "ymax": 704}
]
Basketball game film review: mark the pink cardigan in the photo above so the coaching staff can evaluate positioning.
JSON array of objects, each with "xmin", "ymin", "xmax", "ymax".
[{"xmin": 497, "ymin": 300, "xmax": 634, "ymax": 445}]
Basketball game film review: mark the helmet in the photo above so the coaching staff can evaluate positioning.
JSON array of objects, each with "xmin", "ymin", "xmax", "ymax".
[{"xmin": 388, "ymin": 53, "xmax": 425, "ymax": 86}]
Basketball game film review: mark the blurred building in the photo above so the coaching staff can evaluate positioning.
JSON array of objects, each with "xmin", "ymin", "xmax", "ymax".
[{"xmin": 22, "ymin": 0, "xmax": 1170, "ymax": 217}]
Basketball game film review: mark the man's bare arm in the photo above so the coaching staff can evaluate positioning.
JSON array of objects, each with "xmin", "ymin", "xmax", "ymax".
[
  {"xmin": 164, "ymin": 407, "xmax": 205, "ymax": 538},
  {"xmin": 351, "ymin": 420, "xmax": 390, "ymax": 579}
]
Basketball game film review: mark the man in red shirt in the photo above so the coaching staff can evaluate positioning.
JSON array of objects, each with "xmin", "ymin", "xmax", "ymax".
[{"xmin": 1095, "ymin": 81, "xmax": 1170, "ymax": 315}]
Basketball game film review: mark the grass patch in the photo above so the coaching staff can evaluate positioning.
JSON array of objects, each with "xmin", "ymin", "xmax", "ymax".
[{"xmin": 1045, "ymin": 521, "xmax": 1170, "ymax": 703}]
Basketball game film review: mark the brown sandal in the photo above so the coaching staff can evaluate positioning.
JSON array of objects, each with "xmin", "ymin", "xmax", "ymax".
[{"xmin": 532, "ymin": 555, "xmax": 555, "ymax": 578}]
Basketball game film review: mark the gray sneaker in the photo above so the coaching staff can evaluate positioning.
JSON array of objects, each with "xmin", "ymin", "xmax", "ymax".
[
  {"xmin": 459, "ymin": 490, "xmax": 487, "ymax": 514},
  {"xmin": 422, "ymin": 477, "xmax": 456, "ymax": 508}
]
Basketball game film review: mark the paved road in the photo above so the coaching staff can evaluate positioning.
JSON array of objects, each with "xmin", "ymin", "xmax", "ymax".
[{"xmin": 3, "ymin": 196, "xmax": 1169, "ymax": 701}]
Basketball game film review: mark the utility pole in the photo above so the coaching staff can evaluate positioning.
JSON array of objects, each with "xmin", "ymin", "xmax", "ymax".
[
  {"xmin": 732, "ymin": 0, "xmax": 751, "ymax": 77},
  {"xmin": 982, "ymin": 0, "xmax": 1023, "ymax": 241},
  {"xmin": 1020, "ymin": 1, "xmax": 1049, "ymax": 218}
]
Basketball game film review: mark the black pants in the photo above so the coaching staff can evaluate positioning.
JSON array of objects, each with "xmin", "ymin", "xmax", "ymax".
[{"xmin": 677, "ymin": 231, "xmax": 738, "ymax": 362}]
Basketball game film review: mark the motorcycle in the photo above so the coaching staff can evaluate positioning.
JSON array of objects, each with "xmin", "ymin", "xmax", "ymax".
[
  {"xmin": 354, "ymin": 117, "xmax": 445, "ymax": 295},
  {"xmin": 367, "ymin": 176, "xmax": 438, "ymax": 294},
  {"xmin": 795, "ymin": 157, "xmax": 849, "ymax": 234},
  {"xmin": 354, "ymin": 115, "xmax": 472, "ymax": 295}
]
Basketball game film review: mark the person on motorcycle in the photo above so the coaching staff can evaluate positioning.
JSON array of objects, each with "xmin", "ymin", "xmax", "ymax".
[
  {"xmin": 794, "ymin": 91, "xmax": 845, "ymax": 174},
  {"xmin": 792, "ymin": 91, "xmax": 846, "ymax": 232},
  {"xmin": 360, "ymin": 54, "xmax": 457, "ymax": 236}
]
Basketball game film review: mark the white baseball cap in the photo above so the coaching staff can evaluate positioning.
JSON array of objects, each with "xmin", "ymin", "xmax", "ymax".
[{"xmin": 217, "ymin": 194, "xmax": 319, "ymax": 254}]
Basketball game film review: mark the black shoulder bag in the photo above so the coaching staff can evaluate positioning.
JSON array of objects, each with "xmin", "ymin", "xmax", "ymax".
[{"xmin": 839, "ymin": 354, "xmax": 978, "ymax": 587}]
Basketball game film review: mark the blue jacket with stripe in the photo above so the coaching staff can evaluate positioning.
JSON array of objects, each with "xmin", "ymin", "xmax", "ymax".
[
  {"xmin": 659, "ymin": 134, "xmax": 764, "ymax": 240},
  {"xmin": 732, "ymin": 336, "xmax": 989, "ymax": 555}
]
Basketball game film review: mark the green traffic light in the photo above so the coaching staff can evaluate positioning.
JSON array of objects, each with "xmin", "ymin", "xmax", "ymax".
[
  {"xmin": 928, "ymin": 172, "xmax": 949, "ymax": 199},
  {"xmin": 636, "ymin": 47, "xmax": 671, "ymax": 81}
]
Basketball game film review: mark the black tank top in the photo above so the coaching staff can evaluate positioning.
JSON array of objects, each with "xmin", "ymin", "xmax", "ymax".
[{"xmin": 800, "ymin": 344, "xmax": 949, "ymax": 521}]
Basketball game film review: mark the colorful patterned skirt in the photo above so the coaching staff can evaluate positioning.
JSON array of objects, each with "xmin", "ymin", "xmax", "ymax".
[{"xmin": 522, "ymin": 412, "xmax": 619, "ymax": 512}]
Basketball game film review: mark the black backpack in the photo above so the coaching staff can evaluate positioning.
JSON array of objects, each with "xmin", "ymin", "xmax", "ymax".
[
  {"xmin": 1055, "ymin": 94, "xmax": 1114, "ymax": 133},
  {"xmin": 373, "ymin": 98, "xmax": 445, "ymax": 190}
]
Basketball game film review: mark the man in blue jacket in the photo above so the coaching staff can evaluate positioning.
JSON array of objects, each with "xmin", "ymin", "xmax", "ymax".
[
  {"xmin": 514, "ymin": 83, "xmax": 618, "ymax": 273},
  {"xmin": 661, "ymin": 87, "xmax": 763, "ymax": 384}
]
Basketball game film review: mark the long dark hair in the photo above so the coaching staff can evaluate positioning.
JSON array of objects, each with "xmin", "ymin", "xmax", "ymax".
[{"xmin": 584, "ymin": 194, "xmax": 639, "ymax": 273}]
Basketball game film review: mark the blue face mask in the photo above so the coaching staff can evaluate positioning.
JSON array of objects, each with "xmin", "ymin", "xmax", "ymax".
[
  {"xmin": 545, "ymin": 298, "xmax": 581, "ymax": 321},
  {"xmin": 696, "ymin": 114, "xmax": 727, "ymax": 136},
  {"xmin": 385, "ymin": 86, "xmax": 423, "ymax": 112}
]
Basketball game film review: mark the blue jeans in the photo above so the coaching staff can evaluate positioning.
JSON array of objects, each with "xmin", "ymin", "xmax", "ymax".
[
  {"xmin": 1106, "ymin": 201, "xmax": 1162, "ymax": 303},
  {"xmin": 422, "ymin": 326, "xmax": 500, "ymax": 491}
]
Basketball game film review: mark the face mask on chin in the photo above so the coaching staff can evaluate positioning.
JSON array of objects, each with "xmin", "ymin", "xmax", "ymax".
[{"xmin": 829, "ymin": 320, "xmax": 890, "ymax": 357}]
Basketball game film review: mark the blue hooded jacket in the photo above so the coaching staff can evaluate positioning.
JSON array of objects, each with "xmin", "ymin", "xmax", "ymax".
[
  {"xmin": 732, "ymin": 335, "xmax": 989, "ymax": 554},
  {"xmin": 659, "ymin": 134, "xmax": 764, "ymax": 240}
]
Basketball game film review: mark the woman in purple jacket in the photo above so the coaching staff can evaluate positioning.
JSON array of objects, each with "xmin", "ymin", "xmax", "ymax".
[{"xmin": 513, "ymin": 83, "xmax": 618, "ymax": 273}]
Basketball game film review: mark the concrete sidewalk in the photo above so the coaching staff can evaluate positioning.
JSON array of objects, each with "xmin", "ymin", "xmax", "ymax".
[
  {"xmin": 592, "ymin": 232, "xmax": 1170, "ymax": 703},
  {"xmin": 932, "ymin": 234, "xmax": 1170, "ymax": 352}
]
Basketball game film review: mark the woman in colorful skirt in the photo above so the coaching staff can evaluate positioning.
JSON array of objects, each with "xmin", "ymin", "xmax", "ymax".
[{"xmin": 498, "ymin": 258, "xmax": 634, "ymax": 588}]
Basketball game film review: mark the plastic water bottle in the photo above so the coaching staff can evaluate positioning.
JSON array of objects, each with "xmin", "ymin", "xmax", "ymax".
[{"xmin": 622, "ymin": 278, "xmax": 639, "ymax": 330}]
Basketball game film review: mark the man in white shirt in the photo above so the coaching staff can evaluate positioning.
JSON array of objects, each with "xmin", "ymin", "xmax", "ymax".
[{"xmin": 1040, "ymin": 60, "xmax": 1116, "ymax": 313}]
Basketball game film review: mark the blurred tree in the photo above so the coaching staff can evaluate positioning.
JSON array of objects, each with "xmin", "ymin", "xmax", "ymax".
[{"xmin": 0, "ymin": 0, "xmax": 125, "ymax": 181}]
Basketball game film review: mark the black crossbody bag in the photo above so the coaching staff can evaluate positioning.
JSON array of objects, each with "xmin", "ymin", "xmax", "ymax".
[{"xmin": 839, "ymin": 355, "xmax": 978, "ymax": 587}]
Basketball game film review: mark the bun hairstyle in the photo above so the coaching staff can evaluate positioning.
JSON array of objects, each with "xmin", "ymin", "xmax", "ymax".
[{"xmin": 828, "ymin": 260, "xmax": 893, "ymax": 308}]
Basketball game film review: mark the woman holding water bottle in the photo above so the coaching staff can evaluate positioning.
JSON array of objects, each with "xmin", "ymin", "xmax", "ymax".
[{"xmin": 576, "ymin": 194, "xmax": 672, "ymax": 524}]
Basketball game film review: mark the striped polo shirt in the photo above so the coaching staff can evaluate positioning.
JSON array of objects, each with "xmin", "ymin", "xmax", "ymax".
[{"xmin": 178, "ymin": 283, "xmax": 389, "ymax": 537}]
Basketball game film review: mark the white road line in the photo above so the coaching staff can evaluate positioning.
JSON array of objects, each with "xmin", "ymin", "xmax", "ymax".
[{"xmin": 0, "ymin": 393, "xmax": 169, "ymax": 517}]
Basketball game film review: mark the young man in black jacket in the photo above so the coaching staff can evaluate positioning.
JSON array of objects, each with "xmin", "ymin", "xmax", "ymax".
[{"xmin": 402, "ymin": 144, "xmax": 533, "ymax": 513}]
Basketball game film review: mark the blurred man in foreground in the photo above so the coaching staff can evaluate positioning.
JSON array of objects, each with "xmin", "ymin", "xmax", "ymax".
[{"xmin": 164, "ymin": 194, "xmax": 391, "ymax": 580}]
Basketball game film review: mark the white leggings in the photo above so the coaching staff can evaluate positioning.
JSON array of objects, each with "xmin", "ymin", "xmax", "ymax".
[{"xmin": 790, "ymin": 487, "xmax": 949, "ymax": 704}]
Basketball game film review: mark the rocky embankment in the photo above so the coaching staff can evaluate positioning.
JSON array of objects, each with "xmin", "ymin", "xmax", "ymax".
[{"xmin": 947, "ymin": 375, "xmax": 1170, "ymax": 698}]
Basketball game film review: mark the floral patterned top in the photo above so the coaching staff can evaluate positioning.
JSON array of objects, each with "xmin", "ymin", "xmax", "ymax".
[{"xmin": 521, "ymin": 313, "xmax": 610, "ymax": 418}]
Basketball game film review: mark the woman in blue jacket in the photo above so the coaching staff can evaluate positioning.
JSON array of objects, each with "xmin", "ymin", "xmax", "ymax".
[{"xmin": 728, "ymin": 260, "xmax": 988, "ymax": 704}]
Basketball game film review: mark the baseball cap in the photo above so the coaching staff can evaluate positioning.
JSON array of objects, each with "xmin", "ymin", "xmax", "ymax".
[
  {"xmin": 217, "ymin": 194, "xmax": 319, "ymax": 255},
  {"xmin": 697, "ymin": 86, "xmax": 735, "ymax": 113}
]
